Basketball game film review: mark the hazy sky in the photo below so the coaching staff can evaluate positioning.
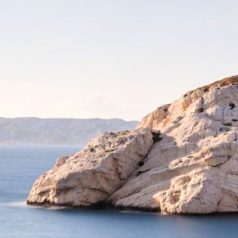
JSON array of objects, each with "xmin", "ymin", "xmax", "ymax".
[{"xmin": 1, "ymin": 0, "xmax": 238, "ymax": 120}]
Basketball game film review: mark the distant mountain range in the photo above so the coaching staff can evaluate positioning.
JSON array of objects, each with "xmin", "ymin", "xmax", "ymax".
[{"xmin": 0, "ymin": 117, "xmax": 138, "ymax": 146}]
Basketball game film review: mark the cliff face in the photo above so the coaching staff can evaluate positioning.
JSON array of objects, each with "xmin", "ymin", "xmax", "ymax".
[
  {"xmin": 28, "ymin": 75, "xmax": 238, "ymax": 214},
  {"xmin": 27, "ymin": 129, "xmax": 153, "ymax": 206}
]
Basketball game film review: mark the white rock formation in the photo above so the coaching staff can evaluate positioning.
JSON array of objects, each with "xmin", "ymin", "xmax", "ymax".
[
  {"xmin": 28, "ymin": 75, "xmax": 238, "ymax": 214},
  {"xmin": 27, "ymin": 129, "xmax": 153, "ymax": 206}
]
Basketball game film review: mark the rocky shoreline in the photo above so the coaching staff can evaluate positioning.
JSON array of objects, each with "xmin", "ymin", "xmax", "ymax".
[{"xmin": 28, "ymin": 75, "xmax": 238, "ymax": 215}]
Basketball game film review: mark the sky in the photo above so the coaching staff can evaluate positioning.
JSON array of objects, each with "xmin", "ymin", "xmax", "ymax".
[{"xmin": 1, "ymin": 0, "xmax": 238, "ymax": 121}]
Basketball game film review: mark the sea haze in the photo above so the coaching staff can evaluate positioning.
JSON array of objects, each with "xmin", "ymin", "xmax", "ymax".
[
  {"xmin": 0, "ymin": 117, "xmax": 137, "ymax": 147},
  {"xmin": 1, "ymin": 146, "xmax": 238, "ymax": 238}
]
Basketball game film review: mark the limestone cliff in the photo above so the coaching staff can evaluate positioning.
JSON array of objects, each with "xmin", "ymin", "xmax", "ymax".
[
  {"xmin": 28, "ymin": 75, "xmax": 238, "ymax": 214},
  {"xmin": 27, "ymin": 129, "xmax": 153, "ymax": 206}
]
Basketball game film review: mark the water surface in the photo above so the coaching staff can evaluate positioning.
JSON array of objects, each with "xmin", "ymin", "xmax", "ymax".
[{"xmin": 0, "ymin": 146, "xmax": 238, "ymax": 238}]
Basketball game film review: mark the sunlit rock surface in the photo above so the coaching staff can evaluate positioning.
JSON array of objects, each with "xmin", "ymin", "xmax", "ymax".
[
  {"xmin": 28, "ymin": 75, "xmax": 238, "ymax": 214},
  {"xmin": 27, "ymin": 129, "xmax": 153, "ymax": 206}
]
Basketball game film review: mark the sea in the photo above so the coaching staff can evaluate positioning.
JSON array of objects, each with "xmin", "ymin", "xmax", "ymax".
[{"xmin": 0, "ymin": 146, "xmax": 238, "ymax": 238}]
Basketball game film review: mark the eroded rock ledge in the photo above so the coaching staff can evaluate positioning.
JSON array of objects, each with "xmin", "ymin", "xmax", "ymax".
[
  {"xmin": 27, "ymin": 129, "xmax": 153, "ymax": 206},
  {"xmin": 28, "ymin": 75, "xmax": 238, "ymax": 214}
]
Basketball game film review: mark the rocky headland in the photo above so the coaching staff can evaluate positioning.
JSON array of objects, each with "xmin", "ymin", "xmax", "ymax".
[{"xmin": 27, "ymin": 75, "xmax": 238, "ymax": 214}]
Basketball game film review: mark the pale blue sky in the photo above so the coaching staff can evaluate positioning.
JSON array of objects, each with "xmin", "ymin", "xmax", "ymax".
[{"xmin": 1, "ymin": 0, "xmax": 238, "ymax": 120}]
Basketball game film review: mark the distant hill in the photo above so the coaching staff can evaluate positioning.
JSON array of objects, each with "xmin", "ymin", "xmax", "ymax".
[{"xmin": 0, "ymin": 117, "xmax": 138, "ymax": 146}]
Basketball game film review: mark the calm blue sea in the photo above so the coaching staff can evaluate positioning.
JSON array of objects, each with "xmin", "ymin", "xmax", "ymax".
[{"xmin": 0, "ymin": 146, "xmax": 238, "ymax": 238}]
